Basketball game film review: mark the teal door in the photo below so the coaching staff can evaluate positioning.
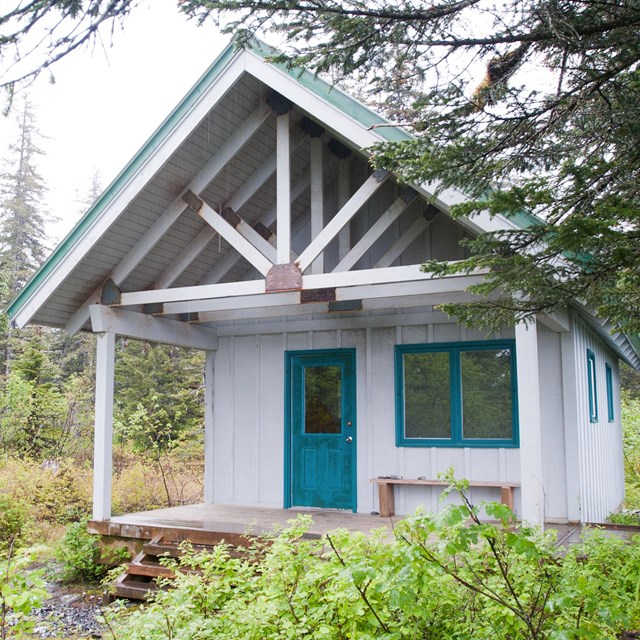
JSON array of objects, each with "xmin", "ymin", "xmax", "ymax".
[{"xmin": 286, "ymin": 350, "xmax": 356, "ymax": 511}]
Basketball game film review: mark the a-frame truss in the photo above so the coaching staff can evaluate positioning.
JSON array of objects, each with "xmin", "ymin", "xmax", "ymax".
[{"xmin": 81, "ymin": 91, "xmax": 479, "ymax": 337}]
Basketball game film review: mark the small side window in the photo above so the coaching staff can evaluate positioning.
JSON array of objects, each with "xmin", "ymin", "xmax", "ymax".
[
  {"xmin": 605, "ymin": 363, "xmax": 614, "ymax": 422},
  {"xmin": 587, "ymin": 350, "xmax": 598, "ymax": 422}
]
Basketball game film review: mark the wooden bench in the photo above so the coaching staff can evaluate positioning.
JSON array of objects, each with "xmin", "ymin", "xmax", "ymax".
[{"xmin": 370, "ymin": 477, "xmax": 520, "ymax": 518}]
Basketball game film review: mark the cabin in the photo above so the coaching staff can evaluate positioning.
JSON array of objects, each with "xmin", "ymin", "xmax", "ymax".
[{"xmin": 8, "ymin": 39, "xmax": 639, "ymax": 537}]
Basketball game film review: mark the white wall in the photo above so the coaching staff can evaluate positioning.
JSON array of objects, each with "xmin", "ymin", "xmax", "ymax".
[
  {"xmin": 210, "ymin": 314, "xmax": 521, "ymax": 515},
  {"xmin": 573, "ymin": 317, "xmax": 625, "ymax": 522},
  {"xmin": 537, "ymin": 323, "xmax": 569, "ymax": 521}
]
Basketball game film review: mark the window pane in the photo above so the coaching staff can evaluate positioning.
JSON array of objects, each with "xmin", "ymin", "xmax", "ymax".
[
  {"xmin": 461, "ymin": 349, "xmax": 512, "ymax": 440},
  {"xmin": 304, "ymin": 365, "xmax": 342, "ymax": 434},
  {"xmin": 403, "ymin": 352, "xmax": 451, "ymax": 438},
  {"xmin": 587, "ymin": 351, "xmax": 598, "ymax": 422},
  {"xmin": 606, "ymin": 363, "xmax": 614, "ymax": 422}
]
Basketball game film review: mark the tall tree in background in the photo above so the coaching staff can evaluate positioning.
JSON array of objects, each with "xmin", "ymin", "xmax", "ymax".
[
  {"xmin": 0, "ymin": 96, "xmax": 53, "ymax": 373},
  {"xmin": 0, "ymin": 96, "xmax": 51, "ymax": 298}
]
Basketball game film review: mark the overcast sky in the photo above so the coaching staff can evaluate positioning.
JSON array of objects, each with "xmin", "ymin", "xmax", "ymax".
[{"xmin": 0, "ymin": 1, "xmax": 227, "ymax": 243}]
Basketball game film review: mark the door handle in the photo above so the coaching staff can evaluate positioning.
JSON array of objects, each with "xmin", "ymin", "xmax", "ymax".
[{"xmin": 345, "ymin": 436, "xmax": 353, "ymax": 443}]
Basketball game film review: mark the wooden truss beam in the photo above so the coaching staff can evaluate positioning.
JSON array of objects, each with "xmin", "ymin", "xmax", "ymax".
[
  {"xmin": 66, "ymin": 102, "xmax": 272, "ymax": 335},
  {"xmin": 152, "ymin": 130, "xmax": 306, "ymax": 291},
  {"xmin": 375, "ymin": 214, "xmax": 431, "ymax": 268},
  {"xmin": 89, "ymin": 305, "xmax": 218, "ymax": 350},
  {"xmin": 296, "ymin": 169, "xmax": 390, "ymax": 273},
  {"xmin": 184, "ymin": 192, "xmax": 273, "ymax": 275},
  {"xmin": 334, "ymin": 189, "xmax": 417, "ymax": 272},
  {"xmin": 116, "ymin": 263, "xmax": 484, "ymax": 311},
  {"xmin": 276, "ymin": 111, "xmax": 291, "ymax": 263},
  {"xmin": 199, "ymin": 157, "xmax": 334, "ymax": 286},
  {"xmin": 180, "ymin": 290, "xmax": 479, "ymax": 323}
]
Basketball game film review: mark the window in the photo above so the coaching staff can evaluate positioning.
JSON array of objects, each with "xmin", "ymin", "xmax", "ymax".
[
  {"xmin": 395, "ymin": 340, "xmax": 518, "ymax": 447},
  {"xmin": 605, "ymin": 363, "xmax": 614, "ymax": 423},
  {"xmin": 587, "ymin": 350, "xmax": 598, "ymax": 422}
]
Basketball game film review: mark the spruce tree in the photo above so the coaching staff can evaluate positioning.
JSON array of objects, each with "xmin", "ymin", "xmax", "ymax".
[
  {"xmin": 0, "ymin": 95, "xmax": 51, "ymax": 298},
  {"xmin": 0, "ymin": 96, "xmax": 54, "ymax": 374}
]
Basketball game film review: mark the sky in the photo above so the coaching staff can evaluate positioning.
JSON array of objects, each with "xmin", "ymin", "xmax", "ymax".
[{"xmin": 0, "ymin": 1, "xmax": 227, "ymax": 244}]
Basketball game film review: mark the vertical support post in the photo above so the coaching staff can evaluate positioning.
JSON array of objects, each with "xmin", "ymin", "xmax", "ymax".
[
  {"xmin": 276, "ymin": 111, "xmax": 291, "ymax": 264},
  {"xmin": 561, "ymin": 317, "xmax": 582, "ymax": 522},
  {"xmin": 337, "ymin": 159, "xmax": 350, "ymax": 261},
  {"xmin": 204, "ymin": 350, "xmax": 216, "ymax": 503},
  {"xmin": 310, "ymin": 137, "xmax": 324, "ymax": 274},
  {"xmin": 516, "ymin": 320, "xmax": 545, "ymax": 527},
  {"xmin": 93, "ymin": 331, "xmax": 115, "ymax": 521}
]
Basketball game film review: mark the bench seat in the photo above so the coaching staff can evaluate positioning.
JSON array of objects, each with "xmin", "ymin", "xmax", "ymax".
[{"xmin": 370, "ymin": 477, "xmax": 520, "ymax": 518}]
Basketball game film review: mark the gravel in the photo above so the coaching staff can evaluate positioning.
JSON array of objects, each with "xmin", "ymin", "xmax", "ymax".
[{"xmin": 27, "ymin": 583, "xmax": 108, "ymax": 639}]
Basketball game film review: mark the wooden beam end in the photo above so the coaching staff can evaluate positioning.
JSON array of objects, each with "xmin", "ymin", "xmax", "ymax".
[{"xmin": 182, "ymin": 190, "xmax": 202, "ymax": 212}]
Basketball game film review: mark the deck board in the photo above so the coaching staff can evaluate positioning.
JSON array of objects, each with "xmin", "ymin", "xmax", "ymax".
[
  {"xmin": 89, "ymin": 503, "xmax": 638, "ymax": 547},
  {"xmin": 89, "ymin": 503, "xmax": 400, "ymax": 543}
]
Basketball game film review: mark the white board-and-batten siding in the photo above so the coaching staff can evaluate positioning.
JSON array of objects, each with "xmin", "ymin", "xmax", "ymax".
[
  {"xmin": 209, "ymin": 316, "xmax": 522, "ymax": 516},
  {"xmin": 570, "ymin": 317, "xmax": 624, "ymax": 523}
]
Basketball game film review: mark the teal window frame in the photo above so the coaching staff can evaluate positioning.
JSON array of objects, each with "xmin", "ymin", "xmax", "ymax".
[
  {"xmin": 587, "ymin": 349, "xmax": 598, "ymax": 422},
  {"xmin": 395, "ymin": 340, "xmax": 519, "ymax": 448},
  {"xmin": 605, "ymin": 363, "xmax": 614, "ymax": 423}
]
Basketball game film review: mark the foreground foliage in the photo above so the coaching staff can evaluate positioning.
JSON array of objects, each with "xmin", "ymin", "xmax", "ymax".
[
  {"xmin": 111, "ymin": 497, "xmax": 640, "ymax": 640},
  {"xmin": 619, "ymin": 393, "xmax": 640, "ymax": 512}
]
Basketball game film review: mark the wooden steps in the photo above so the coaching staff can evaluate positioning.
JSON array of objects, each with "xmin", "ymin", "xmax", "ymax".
[{"xmin": 112, "ymin": 535, "xmax": 213, "ymax": 600}]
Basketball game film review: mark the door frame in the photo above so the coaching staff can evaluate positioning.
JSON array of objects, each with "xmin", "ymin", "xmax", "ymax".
[{"xmin": 284, "ymin": 348, "xmax": 357, "ymax": 511}]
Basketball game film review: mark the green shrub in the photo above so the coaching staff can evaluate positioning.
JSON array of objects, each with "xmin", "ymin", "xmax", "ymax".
[
  {"xmin": 608, "ymin": 511, "xmax": 640, "ymax": 526},
  {"xmin": 0, "ymin": 494, "xmax": 26, "ymax": 550},
  {"xmin": 110, "ymin": 496, "xmax": 640, "ymax": 640},
  {"xmin": 0, "ymin": 546, "xmax": 47, "ymax": 639},
  {"xmin": 621, "ymin": 393, "xmax": 640, "ymax": 509},
  {"xmin": 55, "ymin": 518, "xmax": 107, "ymax": 583}
]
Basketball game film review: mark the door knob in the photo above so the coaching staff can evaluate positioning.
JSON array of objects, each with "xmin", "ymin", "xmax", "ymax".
[{"xmin": 345, "ymin": 436, "xmax": 353, "ymax": 443}]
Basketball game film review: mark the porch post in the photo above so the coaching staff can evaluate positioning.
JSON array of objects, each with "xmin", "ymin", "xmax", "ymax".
[
  {"xmin": 204, "ymin": 349, "xmax": 216, "ymax": 503},
  {"xmin": 93, "ymin": 331, "xmax": 115, "ymax": 521},
  {"xmin": 515, "ymin": 320, "xmax": 545, "ymax": 528}
]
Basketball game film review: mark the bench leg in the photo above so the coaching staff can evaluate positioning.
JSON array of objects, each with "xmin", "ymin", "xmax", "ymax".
[
  {"xmin": 500, "ymin": 487, "xmax": 514, "ymax": 512},
  {"xmin": 378, "ymin": 483, "xmax": 395, "ymax": 518}
]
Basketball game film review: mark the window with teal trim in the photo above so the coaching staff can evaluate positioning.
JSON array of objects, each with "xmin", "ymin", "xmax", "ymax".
[
  {"xmin": 395, "ymin": 340, "xmax": 519, "ymax": 448},
  {"xmin": 605, "ymin": 363, "xmax": 614, "ymax": 422},
  {"xmin": 587, "ymin": 350, "xmax": 598, "ymax": 422}
]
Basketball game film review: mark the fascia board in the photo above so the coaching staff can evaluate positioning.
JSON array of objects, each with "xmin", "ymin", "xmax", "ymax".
[{"xmin": 8, "ymin": 41, "xmax": 245, "ymax": 328}]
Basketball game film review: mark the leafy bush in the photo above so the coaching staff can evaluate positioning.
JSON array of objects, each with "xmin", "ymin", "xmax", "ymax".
[
  {"xmin": 0, "ymin": 546, "xmax": 47, "ymax": 639},
  {"xmin": 0, "ymin": 458, "xmax": 92, "ymax": 543},
  {"xmin": 0, "ymin": 494, "xmax": 26, "ymax": 550},
  {"xmin": 55, "ymin": 518, "xmax": 108, "ymax": 583},
  {"xmin": 621, "ymin": 393, "xmax": 640, "ymax": 509},
  {"xmin": 111, "ymin": 495, "xmax": 640, "ymax": 640},
  {"xmin": 609, "ymin": 511, "xmax": 640, "ymax": 526}
]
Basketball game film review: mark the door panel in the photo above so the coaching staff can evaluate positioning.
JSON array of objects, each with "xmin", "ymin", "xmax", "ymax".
[{"xmin": 287, "ymin": 350, "xmax": 356, "ymax": 510}]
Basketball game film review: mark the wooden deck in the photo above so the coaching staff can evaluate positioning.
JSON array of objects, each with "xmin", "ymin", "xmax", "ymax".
[
  {"xmin": 88, "ymin": 503, "xmax": 638, "ymax": 549},
  {"xmin": 88, "ymin": 503, "xmax": 401, "ymax": 545}
]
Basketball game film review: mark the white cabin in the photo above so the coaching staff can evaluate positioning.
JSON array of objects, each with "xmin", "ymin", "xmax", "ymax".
[{"xmin": 9, "ymin": 39, "xmax": 639, "ymax": 526}]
